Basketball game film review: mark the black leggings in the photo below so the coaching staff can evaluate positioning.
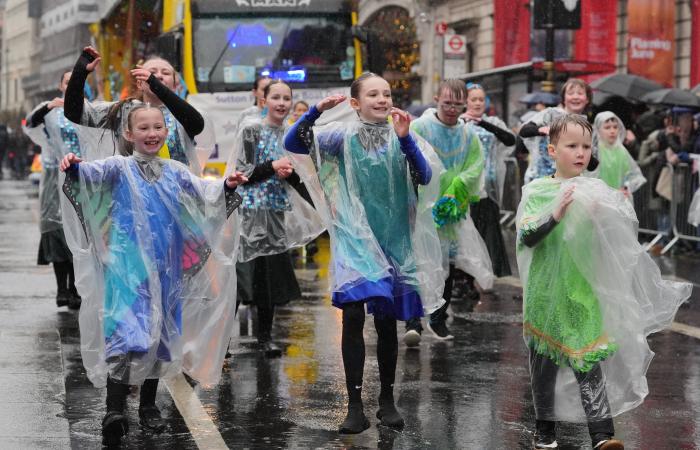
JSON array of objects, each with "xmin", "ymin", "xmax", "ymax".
[
  {"xmin": 53, "ymin": 261, "xmax": 75, "ymax": 292},
  {"xmin": 341, "ymin": 302, "xmax": 397, "ymax": 404},
  {"xmin": 530, "ymin": 348, "xmax": 614, "ymax": 440},
  {"xmin": 106, "ymin": 377, "xmax": 159, "ymax": 413}
]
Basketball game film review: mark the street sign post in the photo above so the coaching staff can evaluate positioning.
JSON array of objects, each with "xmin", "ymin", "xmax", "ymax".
[{"xmin": 443, "ymin": 33, "xmax": 467, "ymax": 78}]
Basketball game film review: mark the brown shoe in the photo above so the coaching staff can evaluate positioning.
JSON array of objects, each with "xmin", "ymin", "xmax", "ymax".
[{"xmin": 594, "ymin": 439, "xmax": 624, "ymax": 450}]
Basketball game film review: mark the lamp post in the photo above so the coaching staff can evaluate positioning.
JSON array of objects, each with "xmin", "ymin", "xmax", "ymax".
[{"xmin": 541, "ymin": 0, "xmax": 556, "ymax": 93}]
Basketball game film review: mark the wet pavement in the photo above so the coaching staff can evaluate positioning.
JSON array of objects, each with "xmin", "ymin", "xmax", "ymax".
[{"xmin": 2, "ymin": 176, "xmax": 700, "ymax": 449}]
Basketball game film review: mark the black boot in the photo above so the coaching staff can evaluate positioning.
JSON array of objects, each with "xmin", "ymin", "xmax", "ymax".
[
  {"xmin": 68, "ymin": 288, "xmax": 82, "ymax": 310},
  {"xmin": 339, "ymin": 402, "xmax": 370, "ymax": 434},
  {"xmin": 139, "ymin": 379, "xmax": 165, "ymax": 432},
  {"xmin": 103, "ymin": 379, "xmax": 129, "ymax": 447},
  {"xmin": 377, "ymin": 393, "xmax": 404, "ymax": 429},
  {"xmin": 56, "ymin": 289, "xmax": 70, "ymax": 308}
]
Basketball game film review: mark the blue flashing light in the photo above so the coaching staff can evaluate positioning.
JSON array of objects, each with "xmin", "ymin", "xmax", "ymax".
[{"xmin": 267, "ymin": 67, "xmax": 306, "ymax": 83}]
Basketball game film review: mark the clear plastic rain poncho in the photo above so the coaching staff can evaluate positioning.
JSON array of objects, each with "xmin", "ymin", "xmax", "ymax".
[
  {"xmin": 227, "ymin": 117, "xmax": 324, "ymax": 262},
  {"xmin": 689, "ymin": 188, "xmax": 700, "ymax": 226},
  {"xmin": 523, "ymin": 107, "xmax": 567, "ymax": 184},
  {"xmin": 516, "ymin": 176, "xmax": 691, "ymax": 422},
  {"xmin": 473, "ymin": 115, "xmax": 515, "ymax": 206},
  {"xmin": 289, "ymin": 119, "xmax": 445, "ymax": 317},
  {"xmin": 411, "ymin": 109, "xmax": 495, "ymax": 290},
  {"xmin": 75, "ymin": 99, "xmax": 215, "ymax": 175},
  {"xmin": 59, "ymin": 154, "xmax": 242, "ymax": 388},
  {"xmin": 24, "ymin": 103, "xmax": 114, "ymax": 234},
  {"xmin": 589, "ymin": 111, "xmax": 646, "ymax": 192}
]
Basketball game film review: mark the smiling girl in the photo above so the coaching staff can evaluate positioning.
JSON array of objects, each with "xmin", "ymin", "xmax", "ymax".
[
  {"xmin": 64, "ymin": 47, "xmax": 211, "ymax": 174},
  {"xmin": 230, "ymin": 80, "xmax": 322, "ymax": 357},
  {"xmin": 519, "ymin": 78, "xmax": 593, "ymax": 183},
  {"xmin": 284, "ymin": 72, "xmax": 444, "ymax": 434},
  {"xmin": 59, "ymin": 104, "xmax": 246, "ymax": 446}
]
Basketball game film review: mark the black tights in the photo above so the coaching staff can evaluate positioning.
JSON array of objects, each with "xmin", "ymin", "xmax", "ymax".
[
  {"xmin": 106, "ymin": 377, "xmax": 159, "ymax": 413},
  {"xmin": 341, "ymin": 302, "xmax": 398, "ymax": 404},
  {"xmin": 257, "ymin": 305, "xmax": 275, "ymax": 342},
  {"xmin": 53, "ymin": 261, "xmax": 75, "ymax": 292}
]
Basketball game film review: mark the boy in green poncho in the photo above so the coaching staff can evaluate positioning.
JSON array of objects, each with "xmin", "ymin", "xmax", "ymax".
[
  {"xmin": 591, "ymin": 111, "xmax": 646, "ymax": 195},
  {"xmin": 517, "ymin": 114, "xmax": 624, "ymax": 450}
]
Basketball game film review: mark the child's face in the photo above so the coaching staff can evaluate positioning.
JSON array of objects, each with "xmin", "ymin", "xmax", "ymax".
[
  {"xmin": 548, "ymin": 124, "xmax": 592, "ymax": 179},
  {"xmin": 142, "ymin": 59, "xmax": 177, "ymax": 91},
  {"xmin": 254, "ymin": 78, "xmax": 271, "ymax": 106},
  {"xmin": 290, "ymin": 102, "xmax": 308, "ymax": 122},
  {"xmin": 262, "ymin": 83, "xmax": 292, "ymax": 124},
  {"xmin": 466, "ymin": 88, "xmax": 486, "ymax": 117},
  {"xmin": 125, "ymin": 109, "xmax": 167, "ymax": 155},
  {"xmin": 434, "ymin": 89, "xmax": 466, "ymax": 125},
  {"xmin": 350, "ymin": 77, "xmax": 393, "ymax": 123},
  {"xmin": 563, "ymin": 84, "xmax": 588, "ymax": 114},
  {"xmin": 600, "ymin": 119, "xmax": 619, "ymax": 146}
]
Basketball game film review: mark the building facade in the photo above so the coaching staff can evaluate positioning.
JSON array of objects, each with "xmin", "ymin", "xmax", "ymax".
[{"xmin": 1, "ymin": 0, "xmax": 40, "ymax": 114}]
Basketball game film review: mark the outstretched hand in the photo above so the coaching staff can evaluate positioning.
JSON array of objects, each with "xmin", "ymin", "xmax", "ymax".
[
  {"xmin": 82, "ymin": 46, "xmax": 101, "ymax": 72},
  {"xmin": 226, "ymin": 171, "xmax": 248, "ymax": 188},
  {"xmin": 391, "ymin": 108, "xmax": 411, "ymax": 138},
  {"xmin": 553, "ymin": 185, "xmax": 575, "ymax": 222},
  {"xmin": 60, "ymin": 153, "xmax": 82, "ymax": 172},
  {"xmin": 316, "ymin": 94, "xmax": 346, "ymax": 113},
  {"xmin": 47, "ymin": 98, "xmax": 64, "ymax": 110}
]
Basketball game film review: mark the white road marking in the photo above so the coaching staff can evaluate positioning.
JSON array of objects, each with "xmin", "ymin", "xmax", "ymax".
[{"xmin": 164, "ymin": 373, "xmax": 229, "ymax": 450}]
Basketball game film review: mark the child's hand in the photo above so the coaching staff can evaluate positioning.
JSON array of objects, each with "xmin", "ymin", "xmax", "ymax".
[
  {"xmin": 60, "ymin": 153, "xmax": 82, "ymax": 172},
  {"xmin": 83, "ymin": 46, "xmax": 101, "ymax": 72},
  {"xmin": 461, "ymin": 112, "xmax": 481, "ymax": 123},
  {"xmin": 225, "ymin": 171, "xmax": 248, "ymax": 188},
  {"xmin": 538, "ymin": 126, "xmax": 550, "ymax": 136},
  {"xmin": 553, "ymin": 186, "xmax": 575, "ymax": 222},
  {"xmin": 391, "ymin": 108, "xmax": 411, "ymax": 138},
  {"xmin": 621, "ymin": 186, "xmax": 630, "ymax": 199},
  {"xmin": 130, "ymin": 67, "xmax": 152, "ymax": 90},
  {"xmin": 47, "ymin": 98, "xmax": 64, "ymax": 110},
  {"xmin": 272, "ymin": 157, "xmax": 294, "ymax": 179},
  {"xmin": 316, "ymin": 95, "xmax": 346, "ymax": 112}
]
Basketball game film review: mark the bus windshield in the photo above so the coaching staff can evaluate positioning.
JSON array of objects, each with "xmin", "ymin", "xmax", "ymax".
[{"xmin": 193, "ymin": 16, "xmax": 354, "ymax": 91}]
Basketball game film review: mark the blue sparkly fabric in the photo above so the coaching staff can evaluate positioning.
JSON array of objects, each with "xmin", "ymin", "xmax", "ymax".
[
  {"xmin": 56, "ymin": 108, "xmax": 82, "ymax": 158},
  {"xmin": 473, "ymin": 125, "xmax": 496, "ymax": 185},
  {"xmin": 239, "ymin": 125, "xmax": 290, "ymax": 211},
  {"xmin": 163, "ymin": 109, "xmax": 187, "ymax": 165}
]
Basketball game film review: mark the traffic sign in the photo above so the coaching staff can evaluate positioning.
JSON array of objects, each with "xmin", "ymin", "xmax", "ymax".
[
  {"xmin": 435, "ymin": 21, "xmax": 448, "ymax": 36},
  {"xmin": 444, "ymin": 34, "xmax": 467, "ymax": 56}
]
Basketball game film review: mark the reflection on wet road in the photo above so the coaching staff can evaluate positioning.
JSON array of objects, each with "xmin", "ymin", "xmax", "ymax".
[{"xmin": 2, "ymin": 178, "xmax": 699, "ymax": 449}]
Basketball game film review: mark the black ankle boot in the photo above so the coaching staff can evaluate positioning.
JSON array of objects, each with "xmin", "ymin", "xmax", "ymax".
[
  {"xmin": 339, "ymin": 402, "xmax": 370, "ymax": 434},
  {"xmin": 376, "ymin": 394, "xmax": 404, "ymax": 429},
  {"xmin": 139, "ymin": 405, "xmax": 166, "ymax": 432},
  {"xmin": 102, "ymin": 411, "xmax": 128, "ymax": 447}
]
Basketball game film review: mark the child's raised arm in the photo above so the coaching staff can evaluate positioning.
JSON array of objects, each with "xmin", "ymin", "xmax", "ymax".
[
  {"xmin": 284, "ymin": 95, "xmax": 346, "ymax": 155},
  {"xmin": 392, "ymin": 108, "xmax": 432, "ymax": 185},
  {"xmin": 64, "ymin": 47, "xmax": 101, "ymax": 125}
]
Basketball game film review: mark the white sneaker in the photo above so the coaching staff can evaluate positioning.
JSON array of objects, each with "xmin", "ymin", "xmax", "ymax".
[{"xmin": 403, "ymin": 329, "xmax": 421, "ymax": 347}]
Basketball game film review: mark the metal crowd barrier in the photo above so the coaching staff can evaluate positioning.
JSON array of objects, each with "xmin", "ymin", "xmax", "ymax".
[
  {"xmin": 633, "ymin": 164, "xmax": 671, "ymax": 251},
  {"xmin": 662, "ymin": 162, "xmax": 700, "ymax": 254},
  {"xmin": 500, "ymin": 157, "xmax": 522, "ymax": 227}
]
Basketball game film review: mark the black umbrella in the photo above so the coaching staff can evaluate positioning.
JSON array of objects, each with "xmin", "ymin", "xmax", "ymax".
[
  {"xmin": 519, "ymin": 92, "xmax": 560, "ymax": 106},
  {"xmin": 640, "ymin": 88, "xmax": 700, "ymax": 109},
  {"xmin": 590, "ymin": 74, "xmax": 663, "ymax": 101}
]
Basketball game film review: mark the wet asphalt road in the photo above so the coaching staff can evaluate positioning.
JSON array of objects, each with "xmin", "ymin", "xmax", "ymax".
[{"xmin": 2, "ymin": 177, "xmax": 700, "ymax": 449}]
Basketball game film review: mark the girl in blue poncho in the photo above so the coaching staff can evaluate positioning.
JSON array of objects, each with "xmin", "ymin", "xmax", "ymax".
[{"xmin": 60, "ymin": 104, "xmax": 246, "ymax": 446}]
